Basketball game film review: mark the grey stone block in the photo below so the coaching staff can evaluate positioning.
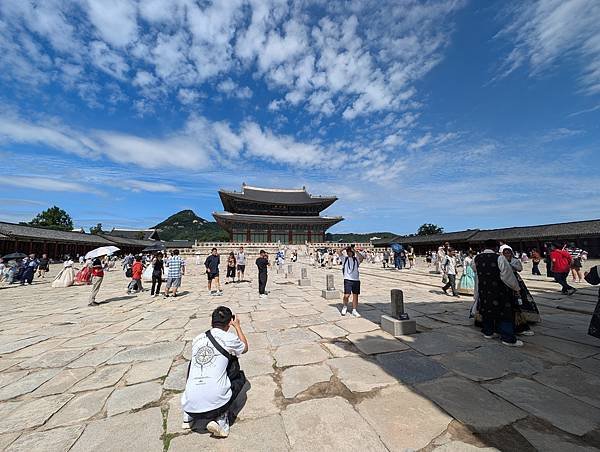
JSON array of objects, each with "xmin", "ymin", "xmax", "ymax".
[
  {"xmin": 321, "ymin": 289, "xmax": 339, "ymax": 299},
  {"xmin": 298, "ymin": 278, "xmax": 311, "ymax": 286},
  {"xmin": 381, "ymin": 314, "xmax": 416, "ymax": 336}
]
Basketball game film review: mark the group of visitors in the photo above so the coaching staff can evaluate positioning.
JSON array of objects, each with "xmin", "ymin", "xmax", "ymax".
[{"xmin": 0, "ymin": 254, "xmax": 50, "ymax": 285}]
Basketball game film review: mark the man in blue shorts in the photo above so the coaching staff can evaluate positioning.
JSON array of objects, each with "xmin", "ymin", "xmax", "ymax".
[{"xmin": 339, "ymin": 246, "xmax": 365, "ymax": 317}]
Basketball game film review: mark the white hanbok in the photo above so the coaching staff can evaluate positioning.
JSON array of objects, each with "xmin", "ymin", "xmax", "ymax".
[{"xmin": 52, "ymin": 260, "xmax": 76, "ymax": 288}]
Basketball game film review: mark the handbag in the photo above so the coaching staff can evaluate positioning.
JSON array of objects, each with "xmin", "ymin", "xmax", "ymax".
[
  {"xmin": 442, "ymin": 274, "xmax": 449, "ymax": 284},
  {"xmin": 125, "ymin": 267, "xmax": 132, "ymax": 278}
]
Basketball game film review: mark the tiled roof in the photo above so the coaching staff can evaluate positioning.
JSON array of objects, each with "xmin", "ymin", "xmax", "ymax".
[
  {"xmin": 213, "ymin": 211, "xmax": 343, "ymax": 226},
  {"xmin": 107, "ymin": 229, "xmax": 160, "ymax": 240},
  {"xmin": 219, "ymin": 185, "xmax": 337, "ymax": 205},
  {"xmin": 97, "ymin": 234, "xmax": 156, "ymax": 247},
  {"xmin": 470, "ymin": 219, "xmax": 600, "ymax": 241},
  {"xmin": 0, "ymin": 222, "xmax": 113, "ymax": 245},
  {"xmin": 164, "ymin": 240, "xmax": 194, "ymax": 248}
]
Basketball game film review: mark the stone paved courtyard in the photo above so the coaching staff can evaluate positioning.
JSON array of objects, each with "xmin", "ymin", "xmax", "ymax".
[{"xmin": 1, "ymin": 258, "xmax": 600, "ymax": 451}]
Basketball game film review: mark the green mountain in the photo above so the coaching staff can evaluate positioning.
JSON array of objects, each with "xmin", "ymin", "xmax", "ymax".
[{"xmin": 152, "ymin": 210, "xmax": 229, "ymax": 242}]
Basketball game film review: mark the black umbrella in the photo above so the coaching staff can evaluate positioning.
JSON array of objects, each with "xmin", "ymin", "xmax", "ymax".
[
  {"xmin": 2, "ymin": 252, "xmax": 27, "ymax": 260},
  {"xmin": 142, "ymin": 243, "xmax": 165, "ymax": 252}
]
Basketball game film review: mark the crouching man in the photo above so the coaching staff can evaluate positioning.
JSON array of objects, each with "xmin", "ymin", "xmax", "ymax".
[{"xmin": 181, "ymin": 306, "xmax": 248, "ymax": 437}]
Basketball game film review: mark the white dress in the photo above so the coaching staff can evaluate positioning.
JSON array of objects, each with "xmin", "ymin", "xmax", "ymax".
[{"xmin": 52, "ymin": 260, "xmax": 75, "ymax": 288}]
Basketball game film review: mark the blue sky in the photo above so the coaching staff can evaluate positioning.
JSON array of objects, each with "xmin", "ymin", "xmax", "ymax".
[{"xmin": 0, "ymin": 0, "xmax": 599, "ymax": 235}]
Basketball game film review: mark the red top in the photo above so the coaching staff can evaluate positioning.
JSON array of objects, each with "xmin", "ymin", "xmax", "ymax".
[
  {"xmin": 132, "ymin": 261, "xmax": 143, "ymax": 279},
  {"xmin": 91, "ymin": 258, "xmax": 104, "ymax": 277},
  {"xmin": 550, "ymin": 249, "xmax": 572, "ymax": 273}
]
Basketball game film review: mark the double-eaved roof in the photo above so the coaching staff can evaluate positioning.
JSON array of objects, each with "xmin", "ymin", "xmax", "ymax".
[
  {"xmin": 107, "ymin": 228, "xmax": 160, "ymax": 241},
  {"xmin": 219, "ymin": 185, "xmax": 337, "ymax": 206},
  {"xmin": 374, "ymin": 219, "xmax": 600, "ymax": 247}
]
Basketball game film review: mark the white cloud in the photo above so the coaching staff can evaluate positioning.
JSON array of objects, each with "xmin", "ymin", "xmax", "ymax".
[
  {"xmin": 122, "ymin": 180, "xmax": 179, "ymax": 193},
  {"xmin": 3, "ymin": 176, "xmax": 87, "ymax": 192},
  {"xmin": 216, "ymin": 79, "xmax": 253, "ymax": 99},
  {"xmin": 85, "ymin": 0, "xmax": 139, "ymax": 48},
  {"xmin": 496, "ymin": 0, "xmax": 600, "ymax": 94}
]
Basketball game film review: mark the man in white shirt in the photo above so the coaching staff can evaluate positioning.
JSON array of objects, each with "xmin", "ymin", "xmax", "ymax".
[
  {"xmin": 473, "ymin": 239, "xmax": 523, "ymax": 347},
  {"xmin": 235, "ymin": 247, "xmax": 246, "ymax": 282},
  {"xmin": 181, "ymin": 306, "xmax": 248, "ymax": 437},
  {"xmin": 338, "ymin": 246, "xmax": 365, "ymax": 317},
  {"xmin": 441, "ymin": 248, "xmax": 459, "ymax": 297}
]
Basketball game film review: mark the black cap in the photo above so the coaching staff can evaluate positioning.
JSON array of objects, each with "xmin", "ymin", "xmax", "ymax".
[{"xmin": 211, "ymin": 306, "xmax": 233, "ymax": 328}]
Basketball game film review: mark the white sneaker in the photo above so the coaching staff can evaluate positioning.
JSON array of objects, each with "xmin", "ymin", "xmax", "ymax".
[
  {"xmin": 483, "ymin": 334, "xmax": 497, "ymax": 339},
  {"xmin": 352, "ymin": 310, "xmax": 361, "ymax": 318},
  {"xmin": 181, "ymin": 421, "xmax": 192, "ymax": 430},
  {"xmin": 207, "ymin": 413, "xmax": 230, "ymax": 438},
  {"xmin": 341, "ymin": 305, "xmax": 348, "ymax": 316},
  {"xmin": 502, "ymin": 340, "xmax": 524, "ymax": 347},
  {"xmin": 518, "ymin": 330, "xmax": 535, "ymax": 336},
  {"xmin": 259, "ymin": 294, "xmax": 267, "ymax": 298}
]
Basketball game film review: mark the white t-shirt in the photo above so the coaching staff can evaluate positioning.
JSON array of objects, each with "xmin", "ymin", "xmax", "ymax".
[
  {"xmin": 342, "ymin": 256, "xmax": 360, "ymax": 281},
  {"xmin": 181, "ymin": 328, "xmax": 245, "ymax": 414},
  {"xmin": 236, "ymin": 252, "xmax": 246, "ymax": 266}
]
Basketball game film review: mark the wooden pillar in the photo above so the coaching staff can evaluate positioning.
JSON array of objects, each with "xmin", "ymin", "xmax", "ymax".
[
  {"xmin": 246, "ymin": 228, "xmax": 251, "ymax": 243},
  {"xmin": 288, "ymin": 229, "xmax": 293, "ymax": 244},
  {"xmin": 307, "ymin": 227, "xmax": 312, "ymax": 243},
  {"xmin": 267, "ymin": 228, "xmax": 272, "ymax": 243}
]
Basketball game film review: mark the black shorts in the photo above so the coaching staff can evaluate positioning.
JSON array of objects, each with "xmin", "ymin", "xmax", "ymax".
[
  {"xmin": 207, "ymin": 272, "xmax": 219, "ymax": 281},
  {"xmin": 236, "ymin": 264, "xmax": 246, "ymax": 273},
  {"xmin": 226, "ymin": 267, "xmax": 236, "ymax": 278},
  {"xmin": 343, "ymin": 279, "xmax": 361, "ymax": 295}
]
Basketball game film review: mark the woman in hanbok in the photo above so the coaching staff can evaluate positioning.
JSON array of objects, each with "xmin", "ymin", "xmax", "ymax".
[
  {"xmin": 500, "ymin": 245, "xmax": 540, "ymax": 335},
  {"xmin": 458, "ymin": 250, "xmax": 475, "ymax": 295},
  {"xmin": 52, "ymin": 257, "xmax": 76, "ymax": 288},
  {"xmin": 75, "ymin": 259, "xmax": 92, "ymax": 285}
]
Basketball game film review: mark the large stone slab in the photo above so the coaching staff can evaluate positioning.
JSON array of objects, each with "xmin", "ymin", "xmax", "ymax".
[
  {"xmin": 435, "ymin": 344, "xmax": 545, "ymax": 381},
  {"xmin": 267, "ymin": 328, "xmax": 319, "ymax": 347},
  {"xmin": 70, "ymin": 407, "xmax": 163, "ymax": 452},
  {"xmin": 347, "ymin": 330, "xmax": 409, "ymax": 355},
  {"xmin": 281, "ymin": 363, "xmax": 332, "ymax": 398},
  {"xmin": 357, "ymin": 384, "xmax": 452, "ymax": 451},
  {"xmin": 6, "ymin": 425, "xmax": 84, "ymax": 452},
  {"xmin": 514, "ymin": 421, "xmax": 597, "ymax": 452},
  {"xmin": 376, "ymin": 350, "xmax": 448, "ymax": 384},
  {"xmin": 335, "ymin": 317, "xmax": 379, "ymax": 334},
  {"xmin": 309, "ymin": 323, "xmax": 348, "ymax": 339},
  {"xmin": 0, "ymin": 370, "xmax": 29, "ymax": 389},
  {"xmin": 484, "ymin": 377, "xmax": 600, "ymax": 435},
  {"xmin": 533, "ymin": 365, "xmax": 600, "ymax": 409},
  {"xmin": 125, "ymin": 358, "xmax": 173, "ymax": 385},
  {"xmin": 244, "ymin": 332, "xmax": 270, "ymax": 349},
  {"xmin": 0, "ymin": 394, "xmax": 73, "ymax": 434},
  {"xmin": 32, "ymin": 367, "xmax": 94, "ymax": 396},
  {"xmin": 400, "ymin": 330, "xmax": 480, "ymax": 356},
  {"xmin": 70, "ymin": 364, "xmax": 129, "ymax": 392},
  {"xmin": 0, "ymin": 336, "xmax": 49, "ymax": 354},
  {"xmin": 416, "ymin": 376, "xmax": 526, "ymax": 431},
  {"xmin": 106, "ymin": 381, "xmax": 163, "ymax": 416},
  {"xmin": 321, "ymin": 340, "xmax": 360, "ymax": 358},
  {"xmin": 18, "ymin": 347, "xmax": 88, "ymax": 369},
  {"xmin": 572, "ymin": 357, "xmax": 600, "ymax": 377},
  {"xmin": 166, "ymin": 394, "xmax": 186, "ymax": 434},
  {"xmin": 274, "ymin": 343, "xmax": 329, "ymax": 367},
  {"xmin": 0, "ymin": 368, "xmax": 60, "ymax": 400},
  {"xmin": 67, "ymin": 346, "xmax": 124, "ymax": 368},
  {"xmin": 282, "ymin": 397, "xmax": 387, "ymax": 451},
  {"xmin": 107, "ymin": 341, "xmax": 184, "ymax": 364},
  {"xmin": 163, "ymin": 362, "xmax": 187, "ymax": 391},
  {"xmin": 44, "ymin": 388, "xmax": 113, "ymax": 428},
  {"xmin": 327, "ymin": 357, "xmax": 396, "ymax": 392},
  {"xmin": 169, "ymin": 414, "xmax": 290, "ymax": 451},
  {"xmin": 240, "ymin": 350, "xmax": 274, "ymax": 377},
  {"xmin": 238, "ymin": 375, "xmax": 279, "ymax": 420},
  {"xmin": 522, "ymin": 334, "xmax": 599, "ymax": 358}
]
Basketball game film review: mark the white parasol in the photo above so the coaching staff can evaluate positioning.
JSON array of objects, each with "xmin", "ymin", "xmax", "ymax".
[{"xmin": 85, "ymin": 246, "xmax": 120, "ymax": 260}]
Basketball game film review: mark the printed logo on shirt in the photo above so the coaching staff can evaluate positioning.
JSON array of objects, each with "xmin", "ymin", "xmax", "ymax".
[{"xmin": 194, "ymin": 344, "xmax": 216, "ymax": 373}]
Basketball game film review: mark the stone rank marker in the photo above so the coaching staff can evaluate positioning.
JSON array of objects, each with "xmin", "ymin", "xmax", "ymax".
[
  {"xmin": 381, "ymin": 289, "xmax": 416, "ymax": 336},
  {"xmin": 321, "ymin": 273, "xmax": 340, "ymax": 299},
  {"xmin": 298, "ymin": 267, "xmax": 311, "ymax": 287}
]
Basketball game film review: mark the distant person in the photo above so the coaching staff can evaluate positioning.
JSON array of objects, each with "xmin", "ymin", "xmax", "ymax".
[
  {"xmin": 205, "ymin": 247, "xmax": 223, "ymax": 296},
  {"xmin": 150, "ymin": 252, "xmax": 164, "ymax": 297},
  {"xmin": 255, "ymin": 250, "xmax": 270, "ymax": 298},
  {"xmin": 235, "ymin": 247, "xmax": 246, "ymax": 282},
  {"xmin": 20, "ymin": 254, "xmax": 37, "ymax": 286},
  {"xmin": 226, "ymin": 252, "xmax": 236, "ymax": 284},
  {"xmin": 127, "ymin": 255, "xmax": 144, "ymax": 294},
  {"xmin": 458, "ymin": 250, "xmax": 475, "ymax": 295},
  {"xmin": 181, "ymin": 306, "xmax": 248, "ymax": 438},
  {"xmin": 531, "ymin": 249, "xmax": 542, "ymax": 276},
  {"xmin": 89, "ymin": 255, "xmax": 104, "ymax": 306},
  {"xmin": 550, "ymin": 243, "xmax": 576, "ymax": 295},
  {"xmin": 571, "ymin": 251, "xmax": 585, "ymax": 283},
  {"xmin": 164, "ymin": 249, "xmax": 185, "ymax": 298},
  {"xmin": 473, "ymin": 239, "xmax": 523, "ymax": 347},
  {"xmin": 407, "ymin": 247, "xmax": 415, "ymax": 269},
  {"xmin": 382, "ymin": 249, "xmax": 390, "ymax": 268},
  {"xmin": 339, "ymin": 246, "xmax": 365, "ymax": 317},
  {"xmin": 441, "ymin": 248, "xmax": 459, "ymax": 297},
  {"xmin": 37, "ymin": 254, "xmax": 49, "ymax": 278}
]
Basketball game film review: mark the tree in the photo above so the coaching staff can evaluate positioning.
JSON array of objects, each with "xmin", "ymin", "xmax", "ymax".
[
  {"xmin": 29, "ymin": 206, "xmax": 74, "ymax": 231},
  {"xmin": 417, "ymin": 223, "xmax": 444, "ymax": 236},
  {"xmin": 90, "ymin": 223, "xmax": 103, "ymax": 234}
]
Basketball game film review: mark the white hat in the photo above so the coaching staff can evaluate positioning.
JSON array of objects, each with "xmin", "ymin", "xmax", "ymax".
[{"xmin": 499, "ymin": 244, "xmax": 513, "ymax": 254}]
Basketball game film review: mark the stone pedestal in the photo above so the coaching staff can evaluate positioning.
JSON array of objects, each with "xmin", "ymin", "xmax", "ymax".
[
  {"xmin": 301, "ymin": 268, "xmax": 308, "ymax": 279},
  {"xmin": 391, "ymin": 289, "xmax": 404, "ymax": 318},
  {"xmin": 298, "ymin": 279, "xmax": 312, "ymax": 287},
  {"xmin": 287, "ymin": 264, "xmax": 294, "ymax": 275},
  {"xmin": 321, "ymin": 290, "xmax": 340, "ymax": 299},
  {"xmin": 381, "ymin": 315, "xmax": 416, "ymax": 336}
]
